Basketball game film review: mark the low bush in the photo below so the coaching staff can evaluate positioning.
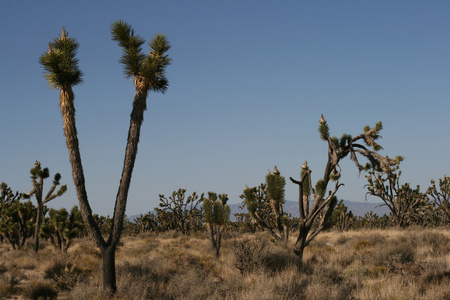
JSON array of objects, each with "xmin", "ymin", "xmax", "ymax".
[
  {"xmin": 232, "ymin": 238, "xmax": 267, "ymax": 274},
  {"xmin": 24, "ymin": 281, "xmax": 58, "ymax": 300}
]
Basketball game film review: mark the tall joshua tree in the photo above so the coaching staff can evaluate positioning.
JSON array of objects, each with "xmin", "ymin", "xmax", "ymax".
[
  {"xmin": 25, "ymin": 161, "xmax": 67, "ymax": 252},
  {"xmin": 40, "ymin": 22, "xmax": 170, "ymax": 293},
  {"xmin": 289, "ymin": 115, "xmax": 401, "ymax": 261}
]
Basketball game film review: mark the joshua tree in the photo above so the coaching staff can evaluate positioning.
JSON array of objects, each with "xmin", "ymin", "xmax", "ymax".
[
  {"xmin": 40, "ymin": 206, "xmax": 84, "ymax": 252},
  {"xmin": 427, "ymin": 175, "xmax": 450, "ymax": 224},
  {"xmin": 157, "ymin": 189, "xmax": 204, "ymax": 234},
  {"xmin": 134, "ymin": 212, "xmax": 157, "ymax": 234},
  {"xmin": 0, "ymin": 183, "xmax": 36, "ymax": 249},
  {"xmin": 39, "ymin": 21, "xmax": 170, "ymax": 293},
  {"xmin": 242, "ymin": 166, "xmax": 289, "ymax": 241},
  {"xmin": 330, "ymin": 199, "xmax": 354, "ymax": 231},
  {"xmin": 365, "ymin": 169, "xmax": 430, "ymax": 228},
  {"xmin": 289, "ymin": 115, "xmax": 401, "ymax": 260},
  {"xmin": 24, "ymin": 161, "xmax": 67, "ymax": 252},
  {"xmin": 203, "ymin": 192, "xmax": 230, "ymax": 257}
]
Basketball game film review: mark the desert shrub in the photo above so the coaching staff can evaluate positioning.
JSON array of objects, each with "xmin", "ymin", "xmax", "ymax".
[
  {"xmin": 307, "ymin": 242, "xmax": 336, "ymax": 265},
  {"xmin": 311, "ymin": 265, "xmax": 343, "ymax": 285},
  {"xmin": 0, "ymin": 274, "xmax": 20, "ymax": 297},
  {"xmin": 165, "ymin": 268, "xmax": 227, "ymax": 299},
  {"xmin": 365, "ymin": 232, "xmax": 387, "ymax": 245},
  {"xmin": 44, "ymin": 260, "xmax": 79, "ymax": 291},
  {"xmin": 415, "ymin": 231, "xmax": 450, "ymax": 256},
  {"xmin": 15, "ymin": 256, "xmax": 37, "ymax": 270},
  {"xmin": 368, "ymin": 266, "xmax": 390, "ymax": 277},
  {"xmin": 24, "ymin": 281, "xmax": 58, "ymax": 300},
  {"xmin": 113, "ymin": 258, "xmax": 180, "ymax": 299},
  {"xmin": 142, "ymin": 237, "xmax": 160, "ymax": 251},
  {"xmin": 335, "ymin": 235, "xmax": 349, "ymax": 245},
  {"xmin": 272, "ymin": 275, "xmax": 307, "ymax": 299},
  {"xmin": 44, "ymin": 260, "xmax": 66, "ymax": 280},
  {"xmin": 305, "ymin": 278, "xmax": 357, "ymax": 300},
  {"xmin": 69, "ymin": 251, "xmax": 100, "ymax": 277},
  {"xmin": 0, "ymin": 263, "xmax": 7, "ymax": 275},
  {"xmin": 334, "ymin": 250, "xmax": 356, "ymax": 268},
  {"xmin": 352, "ymin": 239, "xmax": 374, "ymax": 251},
  {"xmin": 371, "ymin": 240, "xmax": 416, "ymax": 267},
  {"xmin": 261, "ymin": 244, "xmax": 299, "ymax": 273},
  {"xmin": 232, "ymin": 238, "xmax": 267, "ymax": 274},
  {"xmin": 419, "ymin": 269, "xmax": 450, "ymax": 295}
]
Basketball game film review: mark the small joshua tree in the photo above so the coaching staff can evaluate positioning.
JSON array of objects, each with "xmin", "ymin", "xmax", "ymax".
[
  {"xmin": 427, "ymin": 175, "xmax": 450, "ymax": 225},
  {"xmin": 25, "ymin": 161, "xmax": 67, "ymax": 252},
  {"xmin": 0, "ymin": 183, "xmax": 35, "ymax": 249},
  {"xmin": 242, "ymin": 166, "xmax": 289, "ymax": 242},
  {"xmin": 134, "ymin": 212, "xmax": 157, "ymax": 234},
  {"xmin": 203, "ymin": 192, "xmax": 230, "ymax": 257},
  {"xmin": 365, "ymin": 168, "xmax": 431, "ymax": 228},
  {"xmin": 157, "ymin": 189, "xmax": 204, "ymax": 234},
  {"xmin": 289, "ymin": 115, "xmax": 401, "ymax": 260},
  {"xmin": 40, "ymin": 206, "xmax": 84, "ymax": 252},
  {"xmin": 330, "ymin": 199, "xmax": 354, "ymax": 231}
]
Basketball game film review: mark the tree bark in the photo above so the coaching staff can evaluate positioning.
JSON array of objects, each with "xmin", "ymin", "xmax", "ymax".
[
  {"xmin": 293, "ymin": 224, "xmax": 309, "ymax": 261},
  {"xmin": 102, "ymin": 246, "xmax": 117, "ymax": 294},
  {"xmin": 34, "ymin": 203, "xmax": 42, "ymax": 253}
]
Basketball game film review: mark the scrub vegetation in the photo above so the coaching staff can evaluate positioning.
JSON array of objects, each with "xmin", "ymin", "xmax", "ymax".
[{"xmin": 0, "ymin": 228, "xmax": 448, "ymax": 299}]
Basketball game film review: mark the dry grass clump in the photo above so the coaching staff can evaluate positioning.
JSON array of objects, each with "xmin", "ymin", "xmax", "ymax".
[{"xmin": 23, "ymin": 280, "xmax": 58, "ymax": 300}]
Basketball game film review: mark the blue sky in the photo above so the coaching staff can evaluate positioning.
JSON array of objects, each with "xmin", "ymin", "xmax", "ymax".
[{"xmin": 1, "ymin": 1, "xmax": 449, "ymax": 217}]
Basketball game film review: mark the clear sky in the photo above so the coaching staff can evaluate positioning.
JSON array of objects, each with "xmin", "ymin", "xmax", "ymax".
[{"xmin": 1, "ymin": 1, "xmax": 449, "ymax": 217}]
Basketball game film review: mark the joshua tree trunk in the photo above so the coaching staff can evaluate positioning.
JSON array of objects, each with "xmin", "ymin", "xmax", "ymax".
[
  {"xmin": 109, "ymin": 80, "xmax": 147, "ymax": 246},
  {"xmin": 59, "ymin": 83, "xmax": 148, "ymax": 293},
  {"xmin": 59, "ymin": 88, "xmax": 104, "ymax": 245},
  {"xmin": 34, "ymin": 202, "xmax": 43, "ymax": 252},
  {"xmin": 102, "ymin": 245, "xmax": 117, "ymax": 293},
  {"xmin": 207, "ymin": 225, "xmax": 222, "ymax": 258},
  {"xmin": 294, "ymin": 236, "xmax": 306, "ymax": 262}
]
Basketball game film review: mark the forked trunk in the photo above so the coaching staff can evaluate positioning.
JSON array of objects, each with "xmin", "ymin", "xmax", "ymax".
[
  {"xmin": 59, "ymin": 78, "xmax": 148, "ymax": 293},
  {"xmin": 294, "ymin": 224, "xmax": 310, "ymax": 262}
]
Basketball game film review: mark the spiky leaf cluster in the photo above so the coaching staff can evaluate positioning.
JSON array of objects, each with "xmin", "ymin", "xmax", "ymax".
[
  {"xmin": 318, "ymin": 115, "xmax": 330, "ymax": 141},
  {"xmin": 315, "ymin": 179, "xmax": 327, "ymax": 198},
  {"xmin": 362, "ymin": 121, "xmax": 383, "ymax": 151},
  {"xmin": 242, "ymin": 186, "xmax": 258, "ymax": 218},
  {"xmin": 266, "ymin": 171, "xmax": 285, "ymax": 205},
  {"xmin": 40, "ymin": 28, "xmax": 83, "ymax": 89},
  {"xmin": 30, "ymin": 161, "xmax": 50, "ymax": 180},
  {"xmin": 111, "ymin": 20, "xmax": 171, "ymax": 93},
  {"xmin": 203, "ymin": 192, "xmax": 230, "ymax": 226}
]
